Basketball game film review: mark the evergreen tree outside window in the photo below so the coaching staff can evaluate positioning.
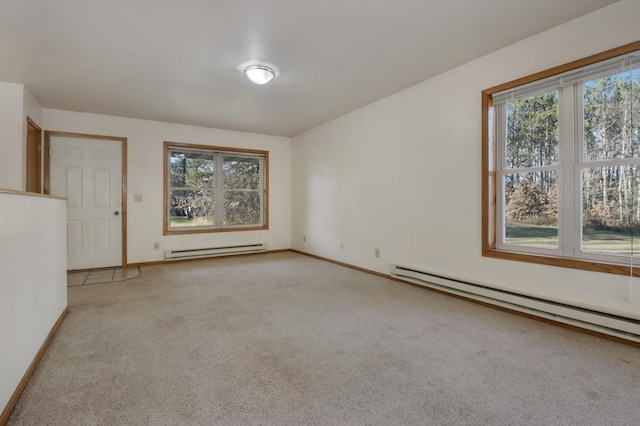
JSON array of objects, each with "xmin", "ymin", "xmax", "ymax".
[
  {"xmin": 164, "ymin": 142, "xmax": 268, "ymax": 234},
  {"xmin": 483, "ymin": 42, "xmax": 640, "ymax": 275}
]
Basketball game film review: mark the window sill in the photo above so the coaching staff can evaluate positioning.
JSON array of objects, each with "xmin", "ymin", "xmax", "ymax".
[
  {"xmin": 164, "ymin": 225, "xmax": 268, "ymax": 236},
  {"xmin": 483, "ymin": 247, "xmax": 640, "ymax": 277}
]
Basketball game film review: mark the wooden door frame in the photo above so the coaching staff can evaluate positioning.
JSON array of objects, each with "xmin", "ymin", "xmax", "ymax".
[
  {"xmin": 44, "ymin": 131, "xmax": 128, "ymax": 268},
  {"xmin": 26, "ymin": 117, "xmax": 42, "ymax": 193}
]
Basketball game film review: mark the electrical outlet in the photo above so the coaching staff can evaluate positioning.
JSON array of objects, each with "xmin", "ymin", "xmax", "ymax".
[
  {"xmin": 133, "ymin": 194, "xmax": 143, "ymax": 202},
  {"xmin": 375, "ymin": 248, "xmax": 380, "ymax": 258},
  {"xmin": 340, "ymin": 242, "xmax": 344, "ymax": 250},
  {"xmin": 153, "ymin": 242, "xmax": 160, "ymax": 250}
]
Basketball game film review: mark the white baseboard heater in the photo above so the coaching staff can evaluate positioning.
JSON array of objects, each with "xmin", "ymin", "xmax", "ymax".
[
  {"xmin": 390, "ymin": 264, "xmax": 640, "ymax": 343},
  {"xmin": 164, "ymin": 243, "xmax": 267, "ymax": 261}
]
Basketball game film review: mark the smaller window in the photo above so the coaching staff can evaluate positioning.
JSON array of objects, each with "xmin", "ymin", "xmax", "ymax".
[{"xmin": 164, "ymin": 142, "xmax": 268, "ymax": 234}]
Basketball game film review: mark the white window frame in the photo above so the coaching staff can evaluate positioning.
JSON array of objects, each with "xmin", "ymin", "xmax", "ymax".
[{"xmin": 495, "ymin": 89, "xmax": 564, "ymax": 258}]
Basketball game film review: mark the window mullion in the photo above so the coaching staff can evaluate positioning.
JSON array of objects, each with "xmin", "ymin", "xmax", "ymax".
[
  {"xmin": 259, "ymin": 157, "xmax": 265, "ymax": 226},
  {"xmin": 573, "ymin": 83, "xmax": 585, "ymax": 260},
  {"xmin": 559, "ymin": 84, "xmax": 576, "ymax": 257},
  {"xmin": 214, "ymin": 154, "xmax": 224, "ymax": 227},
  {"xmin": 579, "ymin": 158, "xmax": 640, "ymax": 168},
  {"xmin": 505, "ymin": 165, "xmax": 560, "ymax": 174}
]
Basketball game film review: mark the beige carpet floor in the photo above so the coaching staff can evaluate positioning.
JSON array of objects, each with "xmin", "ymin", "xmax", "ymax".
[{"xmin": 8, "ymin": 252, "xmax": 640, "ymax": 425}]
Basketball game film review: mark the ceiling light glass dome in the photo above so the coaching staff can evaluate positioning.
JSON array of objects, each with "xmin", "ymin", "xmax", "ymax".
[{"xmin": 243, "ymin": 65, "xmax": 276, "ymax": 85}]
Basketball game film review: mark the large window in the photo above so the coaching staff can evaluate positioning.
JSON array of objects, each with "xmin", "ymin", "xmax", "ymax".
[
  {"xmin": 164, "ymin": 142, "xmax": 268, "ymax": 234},
  {"xmin": 483, "ymin": 41, "xmax": 640, "ymax": 275}
]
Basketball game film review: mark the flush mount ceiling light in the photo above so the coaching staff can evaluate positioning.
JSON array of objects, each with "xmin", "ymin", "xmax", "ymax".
[{"xmin": 243, "ymin": 65, "xmax": 276, "ymax": 85}]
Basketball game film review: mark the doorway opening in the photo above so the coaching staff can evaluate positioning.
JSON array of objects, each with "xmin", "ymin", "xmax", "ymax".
[{"xmin": 26, "ymin": 117, "xmax": 42, "ymax": 193}]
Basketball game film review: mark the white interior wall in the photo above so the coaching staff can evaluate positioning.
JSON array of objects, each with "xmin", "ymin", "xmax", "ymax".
[
  {"xmin": 23, "ymin": 87, "xmax": 42, "ymax": 127},
  {"xmin": 0, "ymin": 82, "xmax": 25, "ymax": 191},
  {"xmin": 43, "ymin": 109, "xmax": 292, "ymax": 264},
  {"xmin": 291, "ymin": 0, "xmax": 640, "ymax": 319},
  {"xmin": 0, "ymin": 191, "xmax": 67, "ymax": 413}
]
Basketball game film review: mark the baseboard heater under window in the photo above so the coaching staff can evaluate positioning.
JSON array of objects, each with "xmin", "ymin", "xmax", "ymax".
[
  {"xmin": 390, "ymin": 264, "xmax": 640, "ymax": 343},
  {"xmin": 164, "ymin": 243, "xmax": 267, "ymax": 261}
]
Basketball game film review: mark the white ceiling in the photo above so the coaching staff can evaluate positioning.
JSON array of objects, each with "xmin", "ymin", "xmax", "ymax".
[{"xmin": 0, "ymin": 0, "xmax": 619, "ymax": 137}]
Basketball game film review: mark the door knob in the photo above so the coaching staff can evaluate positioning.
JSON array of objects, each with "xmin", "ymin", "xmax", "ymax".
[{"xmin": 114, "ymin": 211, "xmax": 120, "ymax": 216}]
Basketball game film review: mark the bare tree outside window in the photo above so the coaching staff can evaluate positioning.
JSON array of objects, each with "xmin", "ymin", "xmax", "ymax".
[{"xmin": 164, "ymin": 143, "xmax": 267, "ymax": 233}]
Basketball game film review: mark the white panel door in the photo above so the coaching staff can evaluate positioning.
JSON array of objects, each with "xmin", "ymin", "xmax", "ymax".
[{"xmin": 50, "ymin": 136, "xmax": 122, "ymax": 269}]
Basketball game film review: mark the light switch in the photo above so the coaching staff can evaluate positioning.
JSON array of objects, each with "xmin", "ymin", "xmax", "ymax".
[{"xmin": 133, "ymin": 194, "xmax": 143, "ymax": 202}]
